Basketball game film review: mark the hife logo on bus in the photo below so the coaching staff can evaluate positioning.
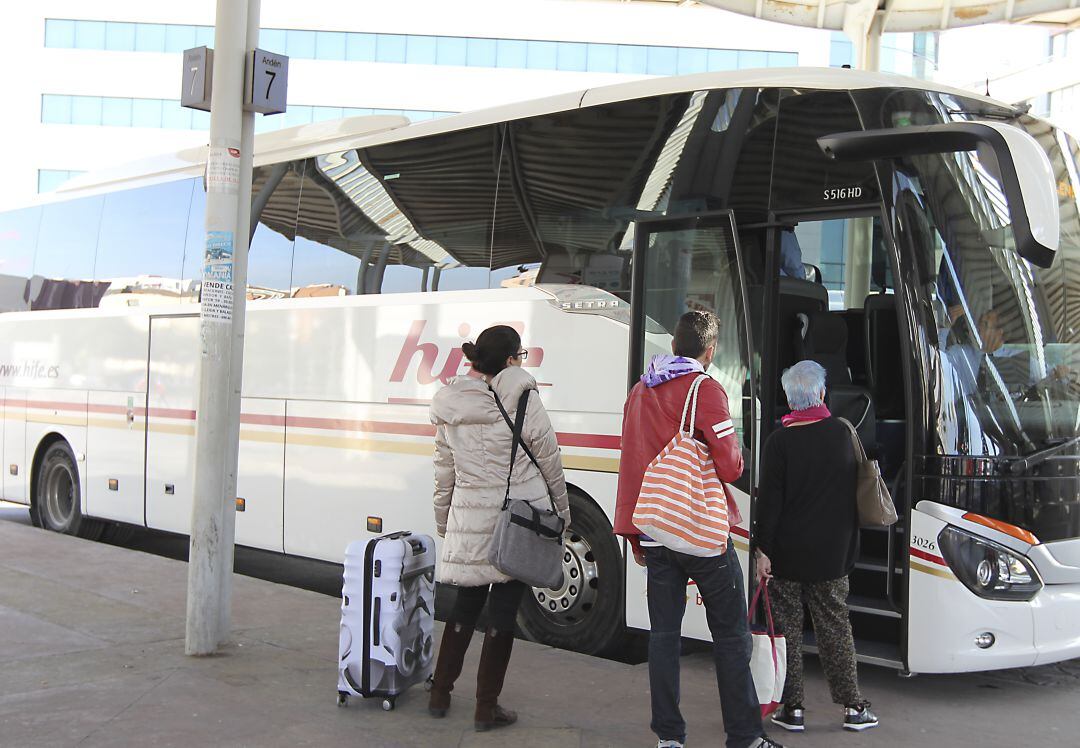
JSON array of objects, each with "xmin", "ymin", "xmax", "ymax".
[{"xmin": 390, "ymin": 320, "xmax": 544, "ymax": 385}]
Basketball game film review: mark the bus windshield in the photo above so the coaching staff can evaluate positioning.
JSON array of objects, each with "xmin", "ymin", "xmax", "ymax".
[{"xmin": 898, "ymin": 128, "xmax": 1080, "ymax": 457}]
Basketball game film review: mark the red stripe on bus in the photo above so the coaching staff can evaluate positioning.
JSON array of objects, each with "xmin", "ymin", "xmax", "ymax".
[
  {"xmin": 909, "ymin": 547, "xmax": 948, "ymax": 567},
  {"xmin": 730, "ymin": 525, "xmax": 750, "ymax": 539},
  {"xmin": 285, "ymin": 415, "xmax": 437, "ymax": 437}
]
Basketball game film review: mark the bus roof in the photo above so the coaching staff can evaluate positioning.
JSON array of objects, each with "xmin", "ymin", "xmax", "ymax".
[{"xmin": 49, "ymin": 66, "xmax": 1007, "ymax": 202}]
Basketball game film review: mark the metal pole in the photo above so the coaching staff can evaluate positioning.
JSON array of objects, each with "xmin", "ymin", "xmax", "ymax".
[
  {"xmin": 216, "ymin": 0, "xmax": 261, "ymax": 648},
  {"xmin": 186, "ymin": 0, "xmax": 253, "ymax": 656}
]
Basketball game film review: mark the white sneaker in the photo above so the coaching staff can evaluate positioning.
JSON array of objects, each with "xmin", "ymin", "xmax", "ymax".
[{"xmin": 657, "ymin": 741, "xmax": 685, "ymax": 748}]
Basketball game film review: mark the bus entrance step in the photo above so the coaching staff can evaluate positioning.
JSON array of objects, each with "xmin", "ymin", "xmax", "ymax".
[
  {"xmin": 847, "ymin": 594, "xmax": 901, "ymax": 619},
  {"xmin": 803, "ymin": 631, "xmax": 903, "ymax": 669}
]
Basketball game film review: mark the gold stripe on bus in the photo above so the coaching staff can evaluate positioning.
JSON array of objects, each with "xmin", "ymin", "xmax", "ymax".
[
  {"xmin": 286, "ymin": 431, "xmax": 435, "ymax": 456},
  {"xmin": 147, "ymin": 422, "xmax": 196, "ymax": 436},
  {"xmin": 731, "ymin": 537, "xmax": 749, "ymax": 553},
  {"xmin": 28, "ymin": 414, "xmax": 86, "ymax": 427},
  {"xmin": 562, "ymin": 454, "xmax": 620, "ymax": 473},
  {"xmin": 240, "ymin": 429, "xmax": 286, "ymax": 445},
  {"xmin": 910, "ymin": 559, "xmax": 955, "ymax": 580}
]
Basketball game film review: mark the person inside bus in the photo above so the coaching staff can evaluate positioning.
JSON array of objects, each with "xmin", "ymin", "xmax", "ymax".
[
  {"xmin": 427, "ymin": 324, "xmax": 570, "ymax": 732},
  {"xmin": 754, "ymin": 360, "xmax": 879, "ymax": 734},
  {"xmin": 614, "ymin": 310, "xmax": 784, "ymax": 748}
]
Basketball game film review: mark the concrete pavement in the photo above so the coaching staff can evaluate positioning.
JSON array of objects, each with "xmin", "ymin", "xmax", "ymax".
[{"xmin": 2, "ymin": 511, "xmax": 1079, "ymax": 747}]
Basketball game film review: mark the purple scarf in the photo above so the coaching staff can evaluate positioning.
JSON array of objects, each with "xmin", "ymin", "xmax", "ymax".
[
  {"xmin": 781, "ymin": 404, "xmax": 832, "ymax": 427},
  {"xmin": 641, "ymin": 354, "xmax": 704, "ymax": 388}
]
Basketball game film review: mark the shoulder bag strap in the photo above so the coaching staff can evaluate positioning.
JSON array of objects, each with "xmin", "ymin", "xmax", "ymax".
[
  {"xmin": 837, "ymin": 416, "xmax": 867, "ymax": 465},
  {"xmin": 679, "ymin": 374, "xmax": 708, "ymax": 435},
  {"xmin": 492, "ymin": 387, "xmax": 553, "ymax": 512}
]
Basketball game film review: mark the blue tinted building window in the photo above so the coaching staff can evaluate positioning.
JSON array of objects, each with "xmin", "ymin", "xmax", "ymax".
[
  {"xmin": 436, "ymin": 35, "xmax": 466, "ymax": 65},
  {"xmin": 527, "ymin": 40, "xmax": 557, "ymax": 69},
  {"xmin": 647, "ymin": 46, "xmax": 678, "ymax": 75},
  {"xmin": 707, "ymin": 49, "xmax": 738, "ymax": 71},
  {"xmin": 496, "ymin": 39, "xmax": 527, "ymax": 68},
  {"xmin": 677, "ymin": 48, "xmax": 708, "ymax": 75},
  {"xmin": 75, "ymin": 20, "xmax": 106, "ymax": 50},
  {"xmin": 768, "ymin": 51, "xmax": 797, "ymax": 67},
  {"xmin": 260, "ymin": 28, "xmax": 287, "ymax": 53},
  {"xmin": 312, "ymin": 106, "xmax": 343, "ymax": 122},
  {"xmin": 38, "ymin": 170, "xmax": 69, "ymax": 193},
  {"xmin": 558, "ymin": 42, "xmax": 587, "ymax": 72},
  {"xmin": 346, "ymin": 32, "xmax": 376, "ymax": 61},
  {"xmin": 72, "ymin": 96, "xmax": 103, "ymax": 126},
  {"xmin": 283, "ymin": 105, "xmax": 313, "ymax": 128},
  {"xmin": 195, "ymin": 25, "xmax": 214, "ymax": 48},
  {"xmin": 617, "ymin": 45, "xmax": 647, "ymax": 74},
  {"xmin": 102, "ymin": 97, "xmax": 133, "ymax": 127},
  {"xmin": 191, "ymin": 109, "xmax": 211, "ymax": 129},
  {"xmin": 738, "ymin": 50, "xmax": 768, "ymax": 68},
  {"xmin": 42, "ymin": 94, "xmax": 72, "ymax": 124},
  {"xmin": 587, "ymin": 43, "xmax": 617, "ymax": 73},
  {"xmin": 287, "ymin": 29, "xmax": 316, "ymax": 58},
  {"xmin": 161, "ymin": 101, "xmax": 192, "ymax": 130},
  {"xmin": 407, "ymin": 35, "xmax": 437, "ymax": 64},
  {"xmin": 317, "ymin": 31, "xmax": 346, "ymax": 60},
  {"xmin": 436, "ymin": 36, "xmax": 467, "ymax": 66},
  {"xmin": 467, "ymin": 38, "xmax": 496, "ymax": 67},
  {"xmin": 104, "ymin": 22, "xmax": 135, "ymax": 51},
  {"xmin": 165, "ymin": 24, "xmax": 196, "ymax": 53},
  {"xmin": 377, "ymin": 34, "xmax": 407, "ymax": 63},
  {"xmin": 344, "ymin": 107, "xmax": 373, "ymax": 117},
  {"xmin": 45, "ymin": 19, "xmax": 76, "ymax": 48},
  {"xmin": 132, "ymin": 98, "xmax": 163, "ymax": 128},
  {"xmin": 135, "ymin": 24, "xmax": 166, "ymax": 52}
]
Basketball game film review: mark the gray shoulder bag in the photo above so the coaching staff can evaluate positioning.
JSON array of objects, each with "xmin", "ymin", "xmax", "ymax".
[
  {"xmin": 486, "ymin": 388, "xmax": 565, "ymax": 589},
  {"xmin": 838, "ymin": 417, "xmax": 898, "ymax": 527}
]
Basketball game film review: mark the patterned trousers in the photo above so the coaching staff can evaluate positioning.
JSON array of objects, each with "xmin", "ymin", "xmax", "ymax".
[{"xmin": 769, "ymin": 575, "xmax": 861, "ymax": 707}]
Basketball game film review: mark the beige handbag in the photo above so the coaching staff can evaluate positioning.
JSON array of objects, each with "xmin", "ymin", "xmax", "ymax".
[{"xmin": 837, "ymin": 417, "xmax": 898, "ymax": 527}]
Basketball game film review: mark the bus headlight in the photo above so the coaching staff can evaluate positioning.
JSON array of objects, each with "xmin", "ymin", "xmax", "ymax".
[{"xmin": 937, "ymin": 527, "xmax": 1042, "ymax": 602}]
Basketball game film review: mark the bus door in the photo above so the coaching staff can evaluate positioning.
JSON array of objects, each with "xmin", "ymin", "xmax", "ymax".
[
  {"xmin": 625, "ymin": 210, "xmax": 757, "ymax": 638},
  {"xmin": 758, "ymin": 207, "xmax": 908, "ymax": 668}
]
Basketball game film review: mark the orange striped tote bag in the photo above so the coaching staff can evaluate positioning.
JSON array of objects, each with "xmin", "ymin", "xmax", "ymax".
[{"xmin": 632, "ymin": 374, "xmax": 730, "ymax": 556}]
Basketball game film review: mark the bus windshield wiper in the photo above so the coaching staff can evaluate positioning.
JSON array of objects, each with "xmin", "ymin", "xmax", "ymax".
[{"xmin": 1007, "ymin": 435, "xmax": 1080, "ymax": 475}]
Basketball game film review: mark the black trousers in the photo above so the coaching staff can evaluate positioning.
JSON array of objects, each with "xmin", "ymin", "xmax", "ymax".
[{"xmin": 446, "ymin": 581, "xmax": 526, "ymax": 633}]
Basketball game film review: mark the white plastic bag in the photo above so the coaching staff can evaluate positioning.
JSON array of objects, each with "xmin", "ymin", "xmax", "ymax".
[{"xmin": 749, "ymin": 581, "xmax": 786, "ymax": 716}]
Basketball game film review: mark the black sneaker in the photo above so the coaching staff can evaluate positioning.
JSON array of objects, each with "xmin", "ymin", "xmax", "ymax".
[
  {"xmin": 770, "ymin": 703, "xmax": 805, "ymax": 732},
  {"xmin": 754, "ymin": 738, "xmax": 786, "ymax": 748},
  {"xmin": 843, "ymin": 701, "xmax": 880, "ymax": 731}
]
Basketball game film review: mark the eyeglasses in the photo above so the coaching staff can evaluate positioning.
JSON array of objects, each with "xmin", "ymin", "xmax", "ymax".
[{"xmin": 515, "ymin": 350, "xmax": 528, "ymax": 360}]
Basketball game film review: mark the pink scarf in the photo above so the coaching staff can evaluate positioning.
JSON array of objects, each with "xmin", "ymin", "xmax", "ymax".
[{"xmin": 781, "ymin": 404, "xmax": 831, "ymax": 427}]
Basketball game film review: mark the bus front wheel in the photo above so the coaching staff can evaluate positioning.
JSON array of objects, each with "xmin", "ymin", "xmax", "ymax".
[
  {"xmin": 34, "ymin": 440, "xmax": 101, "ymax": 540},
  {"xmin": 516, "ymin": 490, "xmax": 625, "ymax": 656}
]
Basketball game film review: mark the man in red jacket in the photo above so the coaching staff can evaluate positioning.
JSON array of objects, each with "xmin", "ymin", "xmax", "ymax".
[{"xmin": 615, "ymin": 311, "xmax": 780, "ymax": 748}]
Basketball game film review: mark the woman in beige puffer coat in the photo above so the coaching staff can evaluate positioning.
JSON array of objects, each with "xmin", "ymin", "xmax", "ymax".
[{"xmin": 427, "ymin": 324, "xmax": 569, "ymax": 732}]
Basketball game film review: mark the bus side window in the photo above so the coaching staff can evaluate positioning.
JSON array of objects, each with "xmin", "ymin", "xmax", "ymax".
[
  {"xmin": 0, "ymin": 206, "xmax": 41, "ymax": 312},
  {"xmin": 31, "ymin": 196, "xmax": 105, "ymax": 310},
  {"xmin": 95, "ymin": 179, "xmax": 194, "ymax": 308},
  {"xmin": 247, "ymin": 162, "xmax": 302, "ymax": 300}
]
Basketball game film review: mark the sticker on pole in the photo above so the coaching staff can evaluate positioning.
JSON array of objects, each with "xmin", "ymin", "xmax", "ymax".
[
  {"xmin": 201, "ymin": 231, "xmax": 234, "ymax": 323},
  {"xmin": 207, "ymin": 146, "xmax": 241, "ymax": 195}
]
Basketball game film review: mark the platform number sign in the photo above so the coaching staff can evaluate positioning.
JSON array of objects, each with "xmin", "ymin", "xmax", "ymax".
[
  {"xmin": 245, "ymin": 49, "xmax": 288, "ymax": 115},
  {"xmin": 181, "ymin": 46, "xmax": 213, "ymax": 112}
]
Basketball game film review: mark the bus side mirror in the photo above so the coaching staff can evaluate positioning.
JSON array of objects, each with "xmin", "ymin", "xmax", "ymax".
[{"xmin": 817, "ymin": 122, "xmax": 1060, "ymax": 268}]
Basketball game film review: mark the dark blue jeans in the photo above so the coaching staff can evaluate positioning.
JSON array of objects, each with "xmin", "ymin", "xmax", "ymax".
[{"xmin": 644, "ymin": 545, "xmax": 763, "ymax": 748}]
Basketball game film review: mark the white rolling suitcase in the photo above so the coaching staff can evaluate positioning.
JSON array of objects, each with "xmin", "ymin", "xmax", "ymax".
[{"xmin": 337, "ymin": 531, "xmax": 436, "ymax": 711}]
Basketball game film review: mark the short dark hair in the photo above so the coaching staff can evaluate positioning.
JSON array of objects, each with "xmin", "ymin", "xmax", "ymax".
[
  {"xmin": 672, "ymin": 310, "xmax": 719, "ymax": 358},
  {"xmin": 461, "ymin": 325, "xmax": 522, "ymax": 376}
]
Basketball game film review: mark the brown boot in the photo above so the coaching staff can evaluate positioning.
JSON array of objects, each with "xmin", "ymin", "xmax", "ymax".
[
  {"xmin": 428, "ymin": 622, "xmax": 474, "ymax": 717},
  {"xmin": 474, "ymin": 628, "xmax": 518, "ymax": 731}
]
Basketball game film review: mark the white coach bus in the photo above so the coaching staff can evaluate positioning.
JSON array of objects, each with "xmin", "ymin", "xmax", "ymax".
[{"xmin": 3, "ymin": 68, "xmax": 1080, "ymax": 674}]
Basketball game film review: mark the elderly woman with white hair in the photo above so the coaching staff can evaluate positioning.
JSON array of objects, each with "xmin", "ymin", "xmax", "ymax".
[{"xmin": 755, "ymin": 360, "xmax": 879, "ymax": 734}]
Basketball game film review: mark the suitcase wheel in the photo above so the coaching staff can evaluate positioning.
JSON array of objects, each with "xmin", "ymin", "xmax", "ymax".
[
  {"xmin": 337, "ymin": 691, "xmax": 349, "ymax": 708},
  {"xmin": 381, "ymin": 698, "xmax": 395, "ymax": 712},
  {"xmin": 424, "ymin": 675, "xmax": 434, "ymax": 692}
]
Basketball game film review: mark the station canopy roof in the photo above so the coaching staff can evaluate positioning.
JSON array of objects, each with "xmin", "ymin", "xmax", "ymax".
[{"xmin": 696, "ymin": 0, "xmax": 1080, "ymax": 32}]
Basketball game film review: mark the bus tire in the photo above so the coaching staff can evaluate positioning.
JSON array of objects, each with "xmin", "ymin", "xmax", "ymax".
[
  {"xmin": 35, "ymin": 440, "xmax": 102, "ymax": 541},
  {"xmin": 516, "ymin": 490, "xmax": 625, "ymax": 656}
]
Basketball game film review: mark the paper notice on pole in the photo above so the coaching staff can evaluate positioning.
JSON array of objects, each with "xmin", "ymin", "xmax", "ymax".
[
  {"xmin": 201, "ymin": 231, "xmax": 234, "ymax": 323},
  {"xmin": 206, "ymin": 146, "xmax": 241, "ymax": 194}
]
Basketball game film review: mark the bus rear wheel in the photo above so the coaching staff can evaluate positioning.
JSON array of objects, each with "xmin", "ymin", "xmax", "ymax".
[
  {"xmin": 35, "ymin": 440, "xmax": 101, "ymax": 540},
  {"xmin": 516, "ymin": 490, "xmax": 625, "ymax": 656}
]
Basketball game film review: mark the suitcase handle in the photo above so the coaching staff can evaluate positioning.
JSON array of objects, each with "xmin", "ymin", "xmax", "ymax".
[{"xmin": 381, "ymin": 530, "xmax": 412, "ymax": 541}]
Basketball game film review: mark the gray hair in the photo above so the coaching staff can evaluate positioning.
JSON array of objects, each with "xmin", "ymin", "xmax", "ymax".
[{"xmin": 781, "ymin": 360, "xmax": 827, "ymax": 410}]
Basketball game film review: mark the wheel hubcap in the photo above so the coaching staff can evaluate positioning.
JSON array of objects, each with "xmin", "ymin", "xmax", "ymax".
[
  {"xmin": 531, "ymin": 531, "xmax": 599, "ymax": 627},
  {"xmin": 43, "ymin": 461, "xmax": 75, "ymax": 530}
]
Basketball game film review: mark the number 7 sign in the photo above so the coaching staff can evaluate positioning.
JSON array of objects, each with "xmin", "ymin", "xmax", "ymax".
[
  {"xmin": 245, "ymin": 49, "xmax": 288, "ymax": 115},
  {"xmin": 181, "ymin": 47, "xmax": 214, "ymax": 112}
]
